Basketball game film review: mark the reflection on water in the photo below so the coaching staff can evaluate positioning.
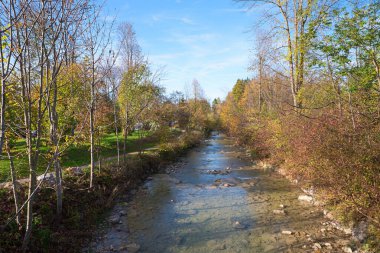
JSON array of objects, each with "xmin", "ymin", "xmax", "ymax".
[{"xmin": 90, "ymin": 134, "xmax": 351, "ymax": 253}]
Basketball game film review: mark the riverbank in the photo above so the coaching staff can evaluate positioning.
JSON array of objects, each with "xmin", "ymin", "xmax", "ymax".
[
  {"xmin": 0, "ymin": 130, "xmax": 205, "ymax": 252},
  {"xmin": 227, "ymin": 133, "xmax": 378, "ymax": 253},
  {"xmin": 86, "ymin": 134, "xmax": 355, "ymax": 253}
]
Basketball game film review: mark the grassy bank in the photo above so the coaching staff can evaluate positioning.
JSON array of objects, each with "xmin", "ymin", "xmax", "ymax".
[
  {"xmin": 0, "ymin": 131, "xmax": 153, "ymax": 182},
  {"xmin": 0, "ymin": 130, "xmax": 204, "ymax": 253}
]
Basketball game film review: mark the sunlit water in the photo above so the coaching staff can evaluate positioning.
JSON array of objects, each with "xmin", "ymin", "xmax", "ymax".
[{"xmin": 88, "ymin": 134, "xmax": 351, "ymax": 253}]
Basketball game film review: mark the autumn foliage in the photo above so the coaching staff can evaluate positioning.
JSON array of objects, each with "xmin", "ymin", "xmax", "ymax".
[{"xmin": 219, "ymin": 2, "xmax": 380, "ymax": 247}]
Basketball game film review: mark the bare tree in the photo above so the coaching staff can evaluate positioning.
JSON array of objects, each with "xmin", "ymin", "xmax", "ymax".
[
  {"xmin": 104, "ymin": 62, "xmax": 122, "ymax": 166},
  {"xmin": 44, "ymin": 0, "xmax": 88, "ymax": 219},
  {"xmin": 82, "ymin": 5, "xmax": 113, "ymax": 188},
  {"xmin": 0, "ymin": 0, "xmax": 36, "ymax": 155},
  {"xmin": 5, "ymin": 138, "xmax": 20, "ymax": 226},
  {"xmin": 237, "ymin": 0, "xmax": 337, "ymax": 108},
  {"xmin": 117, "ymin": 22, "xmax": 143, "ymax": 162}
]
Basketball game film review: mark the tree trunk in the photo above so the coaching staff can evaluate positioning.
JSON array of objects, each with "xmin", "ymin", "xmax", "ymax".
[
  {"xmin": 258, "ymin": 55, "xmax": 263, "ymax": 115},
  {"xmin": 113, "ymin": 92, "xmax": 120, "ymax": 166},
  {"xmin": 6, "ymin": 142, "xmax": 20, "ymax": 226},
  {"xmin": 90, "ymin": 89, "xmax": 95, "ymax": 187},
  {"xmin": 123, "ymin": 126, "xmax": 128, "ymax": 164},
  {"xmin": 0, "ymin": 77, "xmax": 6, "ymax": 155}
]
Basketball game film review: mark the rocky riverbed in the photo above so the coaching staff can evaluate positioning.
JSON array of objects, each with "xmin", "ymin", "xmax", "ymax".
[{"xmin": 85, "ymin": 134, "xmax": 357, "ymax": 253}]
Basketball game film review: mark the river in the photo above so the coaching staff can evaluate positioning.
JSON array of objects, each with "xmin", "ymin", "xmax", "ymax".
[{"xmin": 87, "ymin": 134, "xmax": 353, "ymax": 253}]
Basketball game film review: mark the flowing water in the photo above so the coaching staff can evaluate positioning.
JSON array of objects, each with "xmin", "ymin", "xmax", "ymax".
[{"xmin": 88, "ymin": 134, "xmax": 353, "ymax": 253}]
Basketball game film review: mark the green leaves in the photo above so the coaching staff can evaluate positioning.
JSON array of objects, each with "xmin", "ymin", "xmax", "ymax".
[{"xmin": 314, "ymin": 2, "xmax": 380, "ymax": 92}]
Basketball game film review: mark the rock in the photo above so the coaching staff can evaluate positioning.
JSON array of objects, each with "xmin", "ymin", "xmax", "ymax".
[
  {"xmin": 169, "ymin": 178, "xmax": 181, "ymax": 184},
  {"xmin": 312, "ymin": 243, "xmax": 322, "ymax": 250},
  {"xmin": 343, "ymin": 227, "xmax": 352, "ymax": 235},
  {"xmin": 207, "ymin": 169, "xmax": 231, "ymax": 175},
  {"xmin": 353, "ymin": 220, "xmax": 368, "ymax": 242},
  {"xmin": 273, "ymin": 209, "xmax": 286, "ymax": 215},
  {"xmin": 342, "ymin": 246, "xmax": 353, "ymax": 253},
  {"xmin": 233, "ymin": 221, "xmax": 246, "ymax": 229},
  {"xmin": 323, "ymin": 210, "xmax": 334, "ymax": 220},
  {"xmin": 320, "ymin": 228, "xmax": 326, "ymax": 233},
  {"xmin": 214, "ymin": 243, "xmax": 226, "ymax": 250},
  {"xmin": 281, "ymin": 230, "xmax": 293, "ymax": 235},
  {"xmin": 207, "ymin": 239, "xmax": 226, "ymax": 250},
  {"xmin": 298, "ymin": 194, "xmax": 313, "ymax": 202},
  {"xmin": 119, "ymin": 210, "xmax": 127, "ymax": 216},
  {"xmin": 240, "ymin": 239, "xmax": 248, "ymax": 245},
  {"xmin": 279, "ymin": 204, "xmax": 286, "ymax": 208},
  {"xmin": 324, "ymin": 243, "xmax": 332, "ymax": 250},
  {"xmin": 66, "ymin": 166, "xmax": 84, "ymax": 175},
  {"xmin": 223, "ymin": 183, "xmax": 234, "ymax": 187},
  {"xmin": 301, "ymin": 186, "xmax": 314, "ymax": 196},
  {"xmin": 258, "ymin": 162, "xmax": 274, "ymax": 172},
  {"xmin": 109, "ymin": 215, "xmax": 121, "ymax": 225},
  {"xmin": 126, "ymin": 243, "xmax": 140, "ymax": 253},
  {"xmin": 175, "ymin": 236, "xmax": 184, "ymax": 245},
  {"xmin": 37, "ymin": 173, "xmax": 55, "ymax": 186}
]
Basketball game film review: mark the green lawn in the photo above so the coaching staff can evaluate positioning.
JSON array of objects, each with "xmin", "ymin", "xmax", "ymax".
[{"xmin": 0, "ymin": 131, "xmax": 156, "ymax": 182}]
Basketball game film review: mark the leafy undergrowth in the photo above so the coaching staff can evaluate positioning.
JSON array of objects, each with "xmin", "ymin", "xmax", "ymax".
[
  {"xmin": 223, "ymin": 114, "xmax": 380, "ymax": 252},
  {"xmin": 0, "ymin": 130, "xmax": 204, "ymax": 253}
]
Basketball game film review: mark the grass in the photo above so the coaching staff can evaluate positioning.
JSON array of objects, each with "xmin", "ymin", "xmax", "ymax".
[{"xmin": 0, "ymin": 131, "xmax": 156, "ymax": 182}]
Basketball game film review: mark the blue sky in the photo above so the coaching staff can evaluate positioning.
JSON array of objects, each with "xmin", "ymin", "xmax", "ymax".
[{"xmin": 103, "ymin": 0, "xmax": 259, "ymax": 100}]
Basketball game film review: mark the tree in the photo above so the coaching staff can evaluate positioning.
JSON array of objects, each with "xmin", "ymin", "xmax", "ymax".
[
  {"xmin": 237, "ymin": 0, "xmax": 338, "ymax": 108},
  {"xmin": 118, "ymin": 63, "xmax": 162, "ymax": 161},
  {"xmin": 82, "ymin": 4, "xmax": 113, "ymax": 188},
  {"xmin": 0, "ymin": 0, "xmax": 41, "ymax": 156}
]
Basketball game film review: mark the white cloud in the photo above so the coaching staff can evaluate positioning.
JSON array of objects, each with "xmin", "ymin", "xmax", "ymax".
[
  {"xmin": 217, "ymin": 8, "xmax": 248, "ymax": 13},
  {"xmin": 180, "ymin": 17, "xmax": 196, "ymax": 25},
  {"xmin": 164, "ymin": 32, "xmax": 218, "ymax": 46},
  {"xmin": 151, "ymin": 14, "xmax": 196, "ymax": 25}
]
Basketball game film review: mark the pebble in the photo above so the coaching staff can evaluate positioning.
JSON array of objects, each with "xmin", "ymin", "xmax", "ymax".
[
  {"xmin": 273, "ymin": 209, "xmax": 286, "ymax": 215},
  {"xmin": 342, "ymin": 246, "xmax": 353, "ymax": 253},
  {"xmin": 324, "ymin": 243, "xmax": 332, "ymax": 250},
  {"xmin": 126, "ymin": 243, "xmax": 140, "ymax": 253},
  {"xmin": 214, "ymin": 243, "xmax": 226, "ymax": 250},
  {"xmin": 109, "ymin": 215, "xmax": 121, "ymax": 225},
  {"xmin": 281, "ymin": 230, "xmax": 293, "ymax": 235},
  {"xmin": 312, "ymin": 243, "xmax": 322, "ymax": 250},
  {"xmin": 298, "ymin": 195, "xmax": 313, "ymax": 202},
  {"xmin": 233, "ymin": 221, "xmax": 246, "ymax": 229}
]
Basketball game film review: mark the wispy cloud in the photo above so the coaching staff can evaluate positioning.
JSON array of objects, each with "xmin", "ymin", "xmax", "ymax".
[
  {"xmin": 170, "ymin": 33, "xmax": 218, "ymax": 45},
  {"xmin": 217, "ymin": 8, "xmax": 247, "ymax": 13},
  {"xmin": 151, "ymin": 14, "xmax": 196, "ymax": 25}
]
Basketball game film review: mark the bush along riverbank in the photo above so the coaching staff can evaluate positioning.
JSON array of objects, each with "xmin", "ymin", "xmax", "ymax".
[
  {"xmin": 224, "ymin": 129, "xmax": 379, "ymax": 253},
  {"xmin": 0, "ymin": 130, "xmax": 205, "ymax": 253}
]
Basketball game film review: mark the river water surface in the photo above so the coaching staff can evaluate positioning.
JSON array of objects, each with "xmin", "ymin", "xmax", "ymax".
[{"xmin": 89, "ymin": 134, "xmax": 352, "ymax": 253}]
